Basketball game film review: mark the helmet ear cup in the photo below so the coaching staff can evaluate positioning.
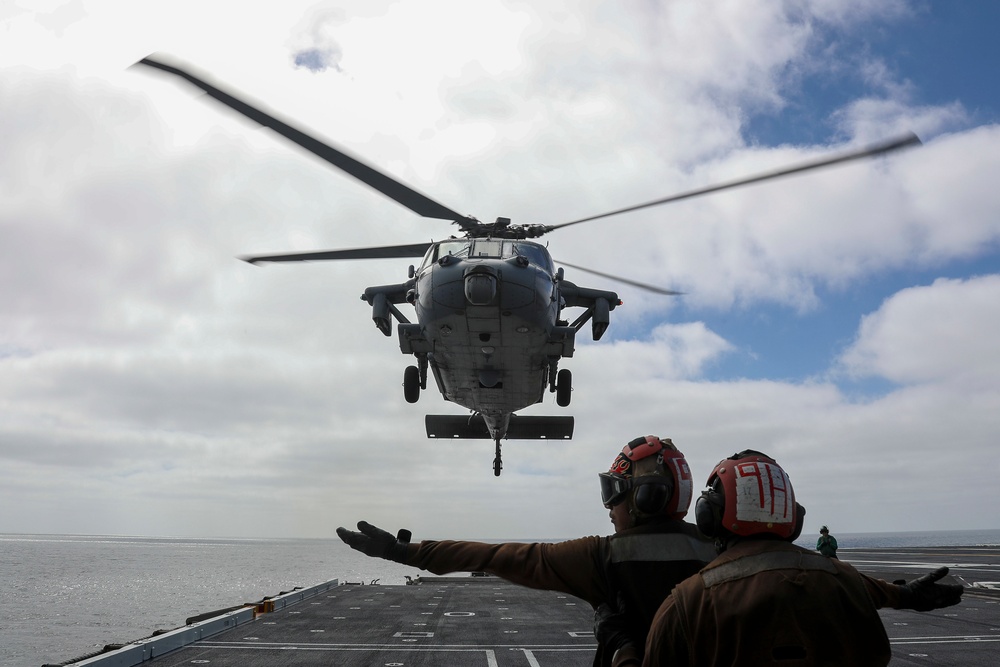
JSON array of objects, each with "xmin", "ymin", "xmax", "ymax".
[
  {"xmin": 633, "ymin": 478, "xmax": 671, "ymax": 515},
  {"xmin": 695, "ymin": 487, "xmax": 724, "ymax": 538},
  {"xmin": 789, "ymin": 502, "xmax": 806, "ymax": 542}
]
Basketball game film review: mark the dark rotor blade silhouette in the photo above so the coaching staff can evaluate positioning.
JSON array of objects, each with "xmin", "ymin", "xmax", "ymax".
[
  {"xmin": 548, "ymin": 133, "xmax": 921, "ymax": 231},
  {"xmin": 242, "ymin": 242, "xmax": 433, "ymax": 265},
  {"xmin": 137, "ymin": 55, "xmax": 474, "ymax": 227},
  {"xmin": 556, "ymin": 260, "xmax": 683, "ymax": 296}
]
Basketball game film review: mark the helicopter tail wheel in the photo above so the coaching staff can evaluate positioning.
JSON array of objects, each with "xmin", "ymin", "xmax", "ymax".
[
  {"xmin": 493, "ymin": 439, "xmax": 503, "ymax": 477},
  {"xmin": 403, "ymin": 365, "xmax": 420, "ymax": 403},
  {"xmin": 556, "ymin": 368, "xmax": 573, "ymax": 407}
]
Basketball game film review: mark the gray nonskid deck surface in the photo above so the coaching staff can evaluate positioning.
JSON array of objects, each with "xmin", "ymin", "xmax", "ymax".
[
  {"xmin": 844, "ymin": 546, "xmax": 1000, "ymax": 667},
  {"xmin": 61, "ymin": 546, "xmax": 1000, "ymax": 666},
  {"xmin": 143, "ymin": 579, "xmax": 595, "ymax": 667}
]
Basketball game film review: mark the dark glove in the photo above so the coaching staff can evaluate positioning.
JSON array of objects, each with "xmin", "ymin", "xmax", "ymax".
[
  {"xmin": 898, "ymin": 567, "xmax": 963, "ymax": 611},
  {"xmin": 594, "ymin": 598, "xmax": 641, "ymax": 666},
  {"xmin": 336, "ymin": 521, "xmax": 412, "ymax": 564}
]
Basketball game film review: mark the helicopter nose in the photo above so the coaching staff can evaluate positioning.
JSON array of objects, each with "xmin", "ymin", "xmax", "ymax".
[{"xmin": 465, "ymin": 273, "xmax": 496, "ymax": 306}]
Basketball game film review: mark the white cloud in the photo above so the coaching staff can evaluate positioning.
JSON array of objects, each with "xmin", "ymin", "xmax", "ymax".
[
  {"xmin": 833, "ymin": 96, "xmax": 969, "ymax": 141},
  {"xmin": 838, "ymin": 275, "xmax": 1000, "ymax": 386},
  {"xmin": 574, "ymin": 322, "xmax": 734, "ymax": 381}
]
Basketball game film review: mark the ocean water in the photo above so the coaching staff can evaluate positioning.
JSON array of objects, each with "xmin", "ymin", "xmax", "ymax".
[
  {"xmin": 3, "ymin": 529, "xmax": 999, "ymax": 667},
  {"xmin": 0, "ymin": 534, "xmax": 415, "ymax": 667},
  {"xmin": 793, "ymin": 528, "xmax": 1000, "ymax": 550}
]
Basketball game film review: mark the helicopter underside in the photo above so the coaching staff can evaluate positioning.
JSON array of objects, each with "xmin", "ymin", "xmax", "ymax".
[
  {"xmin": 418, "ymin": 301, "xmax": 575, "ymax": 477},
  {"xmin": 419, "ymin": 301, "xmax": 568, "ymax": 420},
  {"xmin": 398, "ymin": 257, "xmax": 577, "ymax": 442}
]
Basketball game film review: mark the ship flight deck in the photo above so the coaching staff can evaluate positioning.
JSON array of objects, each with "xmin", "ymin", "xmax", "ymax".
[{"xmin": 53, "ymin": 545, "xmax": 1000, "ymax": 667}]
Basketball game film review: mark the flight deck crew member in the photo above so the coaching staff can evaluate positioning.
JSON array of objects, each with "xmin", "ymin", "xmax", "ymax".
[
  {"xmin": 634, "ymin": 450, "xmax": 964, "ymax": 667},
  {"xmin": 817, "ymin": 525, "xmax": 838, "ymax": 558},
  {"xmin": 337, "ymin": 436, "xmax": 717, "ymax": 667}
]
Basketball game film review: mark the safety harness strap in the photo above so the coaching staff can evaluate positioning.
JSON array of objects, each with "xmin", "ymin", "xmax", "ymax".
[{"xmin": 701, "ymin": 550, "xmax": 837, "ymax": 588}]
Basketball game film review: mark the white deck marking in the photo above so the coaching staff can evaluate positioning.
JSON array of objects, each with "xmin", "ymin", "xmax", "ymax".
[
  {"xmin": 522, "ymin": 649, "xmax": 541, "ymax": 667},
  {"xmin": 890, "ymin": 634, "xmax": 1000, "ymax": 645}
]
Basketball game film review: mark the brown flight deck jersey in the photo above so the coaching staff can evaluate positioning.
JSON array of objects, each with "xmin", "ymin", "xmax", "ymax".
[
  {"xmin": 404, "ymin": 518, "xmax": 717, "ymax": 667},
  {"xmin": 643, "ymin": 539, "xmax": 905, "ymax": 667}
]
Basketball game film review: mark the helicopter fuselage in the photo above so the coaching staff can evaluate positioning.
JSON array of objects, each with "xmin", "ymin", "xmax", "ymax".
[
  {"xmin": 416, "ymin": 239, "xmax": 561, "ymax": 421},
  {"xmin": 363, "ymin": 238, "xmax": 620, "ymax": 449}
]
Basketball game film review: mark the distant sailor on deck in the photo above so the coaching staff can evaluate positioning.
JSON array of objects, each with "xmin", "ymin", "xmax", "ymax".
[
  {"xmin": 817, "ymin": 525, "xmax": 839, "ymax": 558},
  {"xmin": 337, "ymin": 435, "xmax": 717, "ymax": 667}
]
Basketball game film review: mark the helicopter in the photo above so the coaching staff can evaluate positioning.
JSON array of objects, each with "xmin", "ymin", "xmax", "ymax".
[{"xmin": 137, "ymin": 55, "xmax": 919, "ymax": 476}]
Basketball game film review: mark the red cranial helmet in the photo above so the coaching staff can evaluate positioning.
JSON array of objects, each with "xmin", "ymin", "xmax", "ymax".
[
  {"xmin": 695, "ymin": 450, "xmax": 804, "ymax": 540},
  {"xmin": 600, "ymin": 436, "xmax": 694, "ymax": 520}
]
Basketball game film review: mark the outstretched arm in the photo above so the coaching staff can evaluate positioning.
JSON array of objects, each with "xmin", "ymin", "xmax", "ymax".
[{"xmin": 337, "ymin": 520, "xmax": 609, "ymax": 604}]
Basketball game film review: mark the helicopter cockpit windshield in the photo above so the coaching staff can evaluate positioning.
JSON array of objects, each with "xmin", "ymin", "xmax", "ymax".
[
  {"xmin": 420, "ymin": 239, "xmax": 553, "ymax": 274},
  {"xmin": 435, "ymin": 240, "xmax": 472, "ymax": 260}
]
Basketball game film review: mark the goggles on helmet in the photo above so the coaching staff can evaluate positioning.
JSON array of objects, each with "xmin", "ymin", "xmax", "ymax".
[
  {"xmin": 600, "ymin": 472, "xmax": 669, "ymax": 509},
  {"xmin": 599, "ymin": 472, "xmax": 631, "ymax": 508}
]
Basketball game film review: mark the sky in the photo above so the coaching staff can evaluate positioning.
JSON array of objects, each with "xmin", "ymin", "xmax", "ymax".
[{"xmin": 1, "ymin": 0, "xmax": 999, "ymax": 541}]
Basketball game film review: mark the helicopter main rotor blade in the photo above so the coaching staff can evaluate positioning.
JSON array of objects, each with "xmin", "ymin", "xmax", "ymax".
[
  {"xmin": 549, "ymin": 133, "xmax": 921, "ymax": 231},
  {"xmin": 242, "ymin": 242, "xmax": 433, "ymax": 265},
  {"xmin": 556, "ymin": 260, "xmax": 683, "ymax": 296},
  {"xmin": 137, "ymin": 55, "xmax": 474, "ymax": 226}
]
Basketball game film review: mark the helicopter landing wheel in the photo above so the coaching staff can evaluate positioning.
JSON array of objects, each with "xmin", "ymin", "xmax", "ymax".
[
  {"xmin": 403, "ymin": 365, "xmax": 420, "ymax": 403},
  {"xmin": 493, "ymin": 439, "xmax": 502, "ymax": 477},
  {"xmin": 556, "ymin": 368, "xmax": 572, "ymax": 407}
]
